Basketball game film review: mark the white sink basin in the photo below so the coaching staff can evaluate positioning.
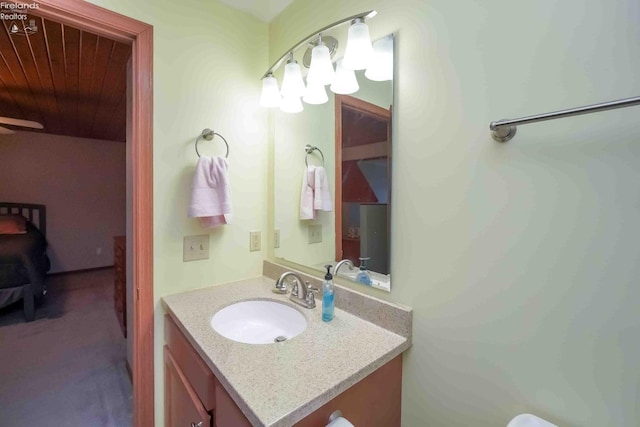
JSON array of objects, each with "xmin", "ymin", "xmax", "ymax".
[{"xmin": 210, "ymin": 300, "xmax": 307, "ymax": 344}]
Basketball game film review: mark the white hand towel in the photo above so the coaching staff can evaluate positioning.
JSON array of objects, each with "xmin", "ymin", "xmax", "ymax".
[
  {"xmin": 300, "ymin": 165, "xmax": 316, "ymax": 220},
  {"xmin": 188, "ymin": 156, "xmax": 233, "ymax": 228},
  {"xmin": 313, "ymin": 166, "xmax": 333, "ymax": 212}
]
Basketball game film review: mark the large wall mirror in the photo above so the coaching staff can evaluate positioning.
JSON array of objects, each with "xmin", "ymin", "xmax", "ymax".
[{"xmin": 273, "ymin": 33, "xmax": 394, "ymax": 292}]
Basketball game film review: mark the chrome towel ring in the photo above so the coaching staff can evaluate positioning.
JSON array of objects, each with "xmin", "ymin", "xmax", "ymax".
[
  {"xmin": 304, "ymin": 144, "xmax": 325, "ymax": 166},
  {"xmin": 195, "ymin": 128, "xmax": 229, "ymax": 158}
]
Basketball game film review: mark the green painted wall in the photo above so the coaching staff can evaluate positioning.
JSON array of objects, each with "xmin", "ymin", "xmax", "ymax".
[
  {"xmin": 80, "ymin": 0, "xmax": 640, "ymax": 425},
  {"xmin": 86, "ymin": 0, "xmax": 268, "ymax": 424},
  {"xmin": 271, "ymin": 1, "xmax": 640, "ymax": 426}
]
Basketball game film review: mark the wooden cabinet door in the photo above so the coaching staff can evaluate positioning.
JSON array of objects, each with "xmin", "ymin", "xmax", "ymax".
[
  {"xmin": 164, "ymin": 346, "xmax": 211, "ymax": 427},
  {"xmin": 214, "ymin": 382, "xmax": 253, "ymax": 427},
  {"xmin": 295, "ymin": 355, "xmax": 402, "ymax": 427}
]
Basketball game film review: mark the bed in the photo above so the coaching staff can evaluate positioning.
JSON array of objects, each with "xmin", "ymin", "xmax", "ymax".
[{"xmin": 0, "ymin": 203, "xmax": 50, "ymax": 321}]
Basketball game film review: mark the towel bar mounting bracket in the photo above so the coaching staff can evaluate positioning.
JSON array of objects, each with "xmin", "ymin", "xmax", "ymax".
[{"xmin": 490, "ymin": 122, "xmax": 517, "ymax": 142}]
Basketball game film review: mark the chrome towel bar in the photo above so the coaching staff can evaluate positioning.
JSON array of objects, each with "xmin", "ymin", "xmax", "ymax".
[{"xmin": 490, "ymin": 95, "xmax": 640, "ymax": 142}]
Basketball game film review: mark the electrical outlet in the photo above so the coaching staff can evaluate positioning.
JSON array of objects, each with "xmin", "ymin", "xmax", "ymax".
[
  {"xmin": 183, "ymin": 235, "xmax": 209, "ymax": 262},
  {"xmin": 249, "ymin": 231, "xmax": 261, "ymax": 252},
  {"xmin": 308, "ymin": 224, "xmax": 322, "ymax": 244},
  {"xmin": 274, "ymin": 229, "xmax": 280, "ymax": 248}
]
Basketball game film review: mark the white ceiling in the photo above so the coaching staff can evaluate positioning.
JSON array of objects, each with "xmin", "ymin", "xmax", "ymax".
[{"xmin": 218, "ymin": 0, "xmax": 294, "ymax": 22}]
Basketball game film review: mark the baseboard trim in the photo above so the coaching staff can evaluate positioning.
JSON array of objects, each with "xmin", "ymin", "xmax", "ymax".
[{"xmin": 47, "ymin": 266, "xmax": 114, "ymax": 277}]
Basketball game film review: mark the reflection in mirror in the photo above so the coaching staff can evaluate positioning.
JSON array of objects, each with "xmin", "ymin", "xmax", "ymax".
[
  {"xmin": 336, "ymin": 95, "xmax": 391, "ymax": 276},
  {"xmin": 273, "ymin": 35, "xmax": 394, "ymax": 292}
]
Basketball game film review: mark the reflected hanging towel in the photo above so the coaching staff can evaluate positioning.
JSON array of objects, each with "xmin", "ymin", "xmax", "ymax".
[
  {"xmin": 300, "ymin": 165, "xmax": 332, "ymax": 220},
  {"xmin": 313, "ymin": 166, "xmax": 333, "ymax": 212},
  {"xmin": 188, "ymin": 156, "xmax": 233, "ymax": 228},
  {"xmin": 300, "ymin": 165, "xmax": 316, "ymax": 220}
]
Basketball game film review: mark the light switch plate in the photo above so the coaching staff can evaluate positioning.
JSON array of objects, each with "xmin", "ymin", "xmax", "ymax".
[
  {"xmin": 274, "ymin": 229, "xmax": 280, "ymax": 248},
  {"xmin": 250, "ymin": 231, "xmax": 261, "ymax": 252},
  {"xmin": 308, "ymin": 224, "xmax": 322, "ymax": 244},
  {"xmin": 183, "ymin": 235, "xmax": 209, "ymax": 262}
]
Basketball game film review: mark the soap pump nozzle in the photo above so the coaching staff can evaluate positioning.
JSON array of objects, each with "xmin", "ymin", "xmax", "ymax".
[{"xmin": 324, "ymin": 264, "xmax": 333, "ymax": 280}]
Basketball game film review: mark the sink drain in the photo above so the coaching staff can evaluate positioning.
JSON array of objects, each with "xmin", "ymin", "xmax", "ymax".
[{"xmin": 274, "ymin": 336, "xmax": 287, "ymax": 343}]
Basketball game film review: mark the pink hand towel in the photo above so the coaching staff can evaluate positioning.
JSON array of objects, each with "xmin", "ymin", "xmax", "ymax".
[{"xmin": 188, "ymin": 156, "xmax": 232, "ymax": 228}]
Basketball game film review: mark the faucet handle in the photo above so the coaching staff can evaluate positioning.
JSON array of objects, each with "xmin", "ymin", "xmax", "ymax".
[
  {"xmin": 291, "ymin": 281, "xmax": 300, "ymax": 297},
  {"xmin": 306, "ymin": 290, "xmax": 316, "ymax": 307},
  {"xmin": 305, "ymin": 281, "xmax": 319, "ymax": 293},
  {"xmin": 305, "ymin": 282, "xmax": 318, "ymax": 307}
]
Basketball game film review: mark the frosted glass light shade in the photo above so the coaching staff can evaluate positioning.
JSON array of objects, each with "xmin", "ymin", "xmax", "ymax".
[
  {"xmin": 303, "ymin": 80, "xmax": 328, "ymax": 104},
  {"xmin": 343, "ymin": 20, "xmax": 374, "ymax": 70},
  {"xmin": 365, "ymin": 36, "xmax": 394, "ymax": 81},
  {"xmin": 280, "ymin": 95, "xmax": 303, "ymax": 113},
  {"xmin": 330, "ymin": 59, "xmax": 359, "ymax": 95},
  {"xmin": 260, "ymin": 75, "xmax": 281, "ymax": 108},
  {"xmin": 307, "ymin": 43, "xmax": 335, "ymax": 85},
  {"xmin": 280, "ymin": 60, "xmax": 306, "ymax": 98}
]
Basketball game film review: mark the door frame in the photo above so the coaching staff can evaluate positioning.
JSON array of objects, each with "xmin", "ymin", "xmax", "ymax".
[{"xmin": 16, "ymin": 1, "xmax": 155, "ymax": 425}]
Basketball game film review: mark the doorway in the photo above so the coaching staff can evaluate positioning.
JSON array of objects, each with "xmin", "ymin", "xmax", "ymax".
[{"xmin": 14, "ymin": 1, "xmax": 155, "ymax": 426}]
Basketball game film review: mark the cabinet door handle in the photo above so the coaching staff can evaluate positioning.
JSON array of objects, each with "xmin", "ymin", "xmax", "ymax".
[{"xmin": 190, "ymin": 422, "xmax": 203, "ymax": 427}]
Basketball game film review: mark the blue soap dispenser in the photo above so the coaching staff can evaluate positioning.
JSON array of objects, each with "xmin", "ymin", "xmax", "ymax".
[
  {"xmin": 356, "ymin": 257, "xmax": 373, "ymax": 286},
  {"xmin": 322, "ymin": 264, "xmax": 334, "ymax": 322}
]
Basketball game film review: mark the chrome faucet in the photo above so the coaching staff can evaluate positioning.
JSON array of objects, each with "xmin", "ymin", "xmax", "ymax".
[
  {"xmin": 273, "ymin": 271, "xmax": 318, "ymax": 309},
  {"xmin": 334, "ymin": 259, "xmax": 355, "ymax": 277}
]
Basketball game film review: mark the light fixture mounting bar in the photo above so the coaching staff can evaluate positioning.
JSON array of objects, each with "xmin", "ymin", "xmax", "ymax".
[{"xmin": 261, "ymin": 10, "xmax": 377, "ymax": 79}]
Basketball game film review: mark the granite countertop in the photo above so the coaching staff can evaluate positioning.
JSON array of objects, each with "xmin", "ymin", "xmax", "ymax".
[{"xmin": 162, "ymin": 276, "xmax": 411, "ymax": 427}]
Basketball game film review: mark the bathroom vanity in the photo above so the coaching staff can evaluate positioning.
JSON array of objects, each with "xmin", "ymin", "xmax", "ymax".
[{"xmin": 162, "ymin": 265, "xmax": 412, "ymax": 427}]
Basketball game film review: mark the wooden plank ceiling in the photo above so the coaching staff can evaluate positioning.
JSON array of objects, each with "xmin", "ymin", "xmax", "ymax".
[{"xmin": 0, "ymin": 15, "xmax": 130, "ymax": 142}]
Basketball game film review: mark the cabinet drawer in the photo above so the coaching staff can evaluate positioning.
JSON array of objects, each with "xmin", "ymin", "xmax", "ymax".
[{"xmin": 165, "ymin": 315, "xmax": 216, "ymax": 411}]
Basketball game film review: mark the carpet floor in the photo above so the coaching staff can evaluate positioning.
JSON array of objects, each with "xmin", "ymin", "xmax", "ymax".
[{"xmin": 0, "ymin": 268, "xmax": 133, "ymax": 426}]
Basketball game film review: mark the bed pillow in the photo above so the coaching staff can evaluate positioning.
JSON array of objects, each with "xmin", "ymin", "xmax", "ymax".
[{"xmin": 0, "ymin": 214, "xmax": 28, "ymax": 234}]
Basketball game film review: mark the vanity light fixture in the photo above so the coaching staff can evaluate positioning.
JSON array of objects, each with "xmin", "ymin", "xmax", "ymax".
[
  {"xmin": 303, "ymin": 79, "xmax": 329, "ymax": 105},
  {"xmin": 330, "ymin": 59, "xmax": 359, "ymax": 95},
  {"xmin": 259, "ymin": 10, "xmax": 377, "ymax": 112},
  {"xmin": 280, "ymin": 52, "xmax": 306, "ymax": 99},
  {"xmin": 280, "ymin": 95, "xmax": 304, "ymax": 113},
  {"xmin": 365, "ymin": 34, "xmax": 394, "ymax": 82},
  {"xmin": 260, "ymin": 73, "xmax": 281, "ymax": 108},
  {"xmin": 342, "ymin": 18, "xmax": 374, "ymax": 71},
  {"xmin": 306, "ymin": 34, "xmax": 335, "ymax": 86}
]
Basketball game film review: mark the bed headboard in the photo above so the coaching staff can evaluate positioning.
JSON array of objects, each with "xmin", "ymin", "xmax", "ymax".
[{"xmin": 0, "ymin": 202, "xmax": 47, "ymax": 237}]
